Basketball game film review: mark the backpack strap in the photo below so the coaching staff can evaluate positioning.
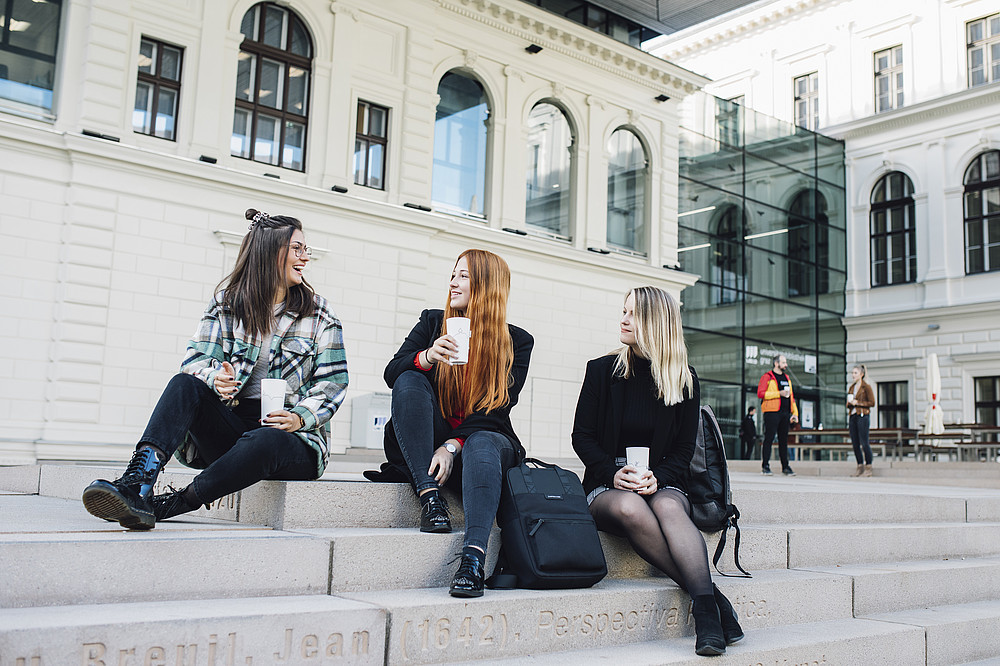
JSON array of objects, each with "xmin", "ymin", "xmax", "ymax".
[
  {"xmin": 485, "ymin": 546, "xmax": 519, "ymax": 589},
  {"xmin": 711, "ymin": 506, "xmax": 752, "ymax": 578}
]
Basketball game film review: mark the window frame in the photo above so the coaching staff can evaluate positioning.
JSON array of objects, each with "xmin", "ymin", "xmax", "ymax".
[
  {"xmin": 606, "ymin": 127, "xmax": 649, "ymax": 257},
  {"xmin": 431, "ymin": 69, "xmax": 491, "ymax": 219},
  {"xmin": 963, "ymin": 150, "xmax": 1000, "ymax": 275},
  {"xmin": 353, "ymin": 100, "xmax": 388, "ymax": 190},
  {"xmin": 967, "ymin": 13, "xmax": 1000, "ymax": 87},
  {"xmin": 0, "ymin": 0, "xmax": 64, "ymax": 112},
  {"xmin": 974, "ymin": 376, "xmax": 1000, "ymax": 426},
  {"xmin": 793, "ymin": 72, "xmax": 819, "ymax": 131},
  {"xmin": 524, "ymin": 100, "xmax": 575, "ymax": 241},
  {"xmin": 873, "ymin": 45, "xmax": 903, "ymax": 113},
  {"xmin": 232, "ymin": 2, "xmax": 312, "ymax": 172},
  {"xmin": 133, "ymin": 36, "xmax": 183, "ymax": 141},
  {"xmin": 870, "ymin": 171, "xmax": 917, "ymax": 286},
  {"xmin": 877, "ymin": 380, "xmax": 909, "ymax": 429}
]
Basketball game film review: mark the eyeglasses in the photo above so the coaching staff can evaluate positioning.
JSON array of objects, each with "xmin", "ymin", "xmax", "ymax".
[{"xmin": 289, "ymin": 242, "xmax": 312, "ymax": 258}]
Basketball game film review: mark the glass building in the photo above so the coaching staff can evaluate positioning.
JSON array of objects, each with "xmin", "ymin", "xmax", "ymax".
[{"xmin": 677, "ymin": 93, "xmax": 847, "ymax": 455}]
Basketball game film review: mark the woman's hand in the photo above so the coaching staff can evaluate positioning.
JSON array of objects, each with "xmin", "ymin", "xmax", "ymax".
[
  {"xmin": 262, "ymin": 409, "xmax": 303, "ymax": 432},
  {"xmin": 633, "ymin": 469, "xmax": 657, "ymax": 495},
  {"xmin": 423, "ymin": 334, "xmax": 460, "ymax": 366},
  {"xmin": 613, "ymin": 465, "xmax": 643, "ymax": 492},
  {"xmin": 428, "ymin": 440, "xmax": 458, "ymax": 484},
  {"xmin": 214, "ymin": 361, "xmax": 239, "ymax": 399}
]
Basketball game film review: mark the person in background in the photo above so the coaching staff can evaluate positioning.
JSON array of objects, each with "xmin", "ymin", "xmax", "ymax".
[
  {"xmin": 82, "ymin": 209, "xmax": 348, "ymax": 529},
  {"xmin": 572, "ymin": 286, "xmax": 743, "ymax": 656},
  {"xmin": 847, "ymin": 364, "xmax": 876, "ymax": 477},
  {"xmin": 757, "ymin": 355, "xmax": 798, "ymax": 476},
  {"xmin": 740, "ymin": 406, "xmax": 758, "ymax": 460}
]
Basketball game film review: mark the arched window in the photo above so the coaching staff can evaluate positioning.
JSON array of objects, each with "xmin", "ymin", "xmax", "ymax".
[
  {"xmin": 964, "ymin": 150, "xmax": 1000, "ymax": 274},
  {"xmin": 787, "ymin": 190, "xmax": 829, "ymax": 296},
  {"xmin": 870, "ymin": 172, "xmax": 916, "ymax": 285},
  {"xmin": 712, "ymin": 205, "xmax": 744, "ymax": 304},
  {"xmin": 231, "ymin": 3, "xmax": 312, "ymax": 171},
  {"xmin": 607, "ymin": 128, "xmax": 647, "ymax": 254},
  {"xmin": 525, "ymin": 102, "xmax": 573, "ymax": 239},
  {"xmin": 433, "ymin": 70, "xmax": 489, "ymax": 216}
]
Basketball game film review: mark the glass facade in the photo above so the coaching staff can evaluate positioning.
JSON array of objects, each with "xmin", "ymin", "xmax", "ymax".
[{"xmin": 678, "ymin": 93, "xmax": 847, "ymax": 455}]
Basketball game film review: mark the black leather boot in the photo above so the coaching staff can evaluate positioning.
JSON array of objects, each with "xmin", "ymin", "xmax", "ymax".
[
  {"xmin": 82, "ymin": 447, "xmax": 164, "ymax": 530},
  {"xmin": 692, "ymin": 595, "xmax": 726, "ymax": 656},
  {"xmin": 713, "ymin": 584, "xmax": 744, "ymax": 644},
  {"xmin": 449, "ymin": 550, "xmax": 485, "ymax": 598},
  {"xmin": 419, "ymin": 490, "xmax": 451, "ymax": 533},
  {"xmin": 151, "ymin": 486, "xmax": 202, "ymax": 522}
]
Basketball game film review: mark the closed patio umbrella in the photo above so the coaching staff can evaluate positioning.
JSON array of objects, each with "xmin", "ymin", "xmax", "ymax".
[{"xmin": 923, "ymin": 353, "xmax": 945, "ymax": 435}]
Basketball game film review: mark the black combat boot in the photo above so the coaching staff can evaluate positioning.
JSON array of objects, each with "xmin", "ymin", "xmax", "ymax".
[
  {"xmin": 692, "ymin": 594, "xmax": 726, "ymax": 656},
  {"xmin": 151, "ymin": 486, "xmax": 202, "ymax": 522},
  {"xmin": 82, "ymin": 447, "xmax": 164, "ymax": 530}
]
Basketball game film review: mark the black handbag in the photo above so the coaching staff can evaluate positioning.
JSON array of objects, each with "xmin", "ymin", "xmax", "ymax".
[{"xmin": 487, "ymin": 458, "xmax": 607, "ymax": 590}]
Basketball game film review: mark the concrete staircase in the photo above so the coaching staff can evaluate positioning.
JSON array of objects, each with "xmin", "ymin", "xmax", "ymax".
[{"xmin": 3, "ymin": 461, "xmax": 1000, "ymax": 665}]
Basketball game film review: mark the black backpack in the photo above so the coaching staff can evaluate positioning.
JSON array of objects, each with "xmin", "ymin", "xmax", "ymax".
[
  {"xmin": 487, "ymin": 458, "xmax": 608, "ymax": 590},
  {"xmin": 688, "ymin": 404, "xmax": 751, "ymax": 578}
]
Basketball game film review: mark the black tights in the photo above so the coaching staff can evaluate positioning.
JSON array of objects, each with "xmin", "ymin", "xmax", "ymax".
[{"xmin": 590, "ymin": 488, "xmax": 712, "ymax": 597}]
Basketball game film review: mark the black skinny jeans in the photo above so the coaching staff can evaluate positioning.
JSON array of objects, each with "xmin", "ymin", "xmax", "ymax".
[
  {"xmin": 761, "ymin": 410, "xmax": 791, "ymax": 471},
  {"xmin": 850, "ymin": 413, "xmax": 872, "ymax": 465},
  {"xmin": 138, "ymin": 373, "xmax": 318, "ymax": 504},
  {"xmin": 390, "ymin": 370, "xmax": 519, "ymax": 552}
]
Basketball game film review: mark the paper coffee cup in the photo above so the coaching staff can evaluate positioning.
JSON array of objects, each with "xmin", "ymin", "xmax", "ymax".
[
  {"xmin": 260, "ymin": 378, "xmax": 287, "ymax": 423},
  {"xmin": 625, "ymin": 446, "xmax": 649, "ymax": 470},
  {"xmin": 848, "ymin": 392, "xmax": 854, "ymax": 401},
  {"xmin": 446, "ymin": 317, "xmax": 470, "ymax": 365}
]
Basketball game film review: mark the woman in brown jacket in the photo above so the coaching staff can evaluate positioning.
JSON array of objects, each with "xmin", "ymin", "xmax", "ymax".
[{"xmin": 847, "ymin": 364, "xmax": 876, "ymax": 477}]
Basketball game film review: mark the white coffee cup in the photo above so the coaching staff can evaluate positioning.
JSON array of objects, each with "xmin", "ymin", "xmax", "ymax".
[
  {"xmin": 260, "ymin": 378, "xmax": 287, "ymax": 424},
  {"xmin": 446, "ymin": 317, "xmax": 471, "ymax": 365},
  {"xmin": 625, "ymin": 446, "xmax": 650, "ymax": 471},
  {"xmin": 848, "ymin": 392, "xmax": 854, "ymax": 402}
]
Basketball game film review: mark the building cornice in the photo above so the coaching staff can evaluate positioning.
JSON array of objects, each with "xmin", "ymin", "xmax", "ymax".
[
  {"xmin": 843, "ymin": 301, "xmax": 1000, "ymax": 328},
  {"xmin": 822, "ymin": 84, "xmax": 1000, "ymax": 140},
  {"xmin": 436, "ymin": 0, "xmax": 709, "ymax": 94}
]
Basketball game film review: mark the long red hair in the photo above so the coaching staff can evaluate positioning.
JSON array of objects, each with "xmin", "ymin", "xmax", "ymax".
[{"xmin": 436, "ymin": 249, "xmax": 514, "ymax": 417}]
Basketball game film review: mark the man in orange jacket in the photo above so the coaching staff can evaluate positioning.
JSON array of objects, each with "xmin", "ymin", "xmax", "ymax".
[{"xmin": 757, "ymin": 355, "xmax": 798, "ymax": 476}]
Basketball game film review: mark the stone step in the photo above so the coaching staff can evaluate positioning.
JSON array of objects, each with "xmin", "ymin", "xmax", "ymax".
[
  {"xmin": 0, "ymin": 495, "xmax": 331, "ymax": 609},
  {"xmin": 801, "ymin": 556, "xmax": 1000, "ymax": 615},
  {"xmin": 467, "ymin": 617, "xmax": 925, "ymax": 665},
  {"xmin": 0, "ymin": 596, "xmax": 386, "ymax": 666},
  {"xmin": 339, "ymin": 570, "xmax": 852, "ymax": 665},
  {"xmin": 862, "ymin": 600, "xmax": 1000, "ymax": 666}
]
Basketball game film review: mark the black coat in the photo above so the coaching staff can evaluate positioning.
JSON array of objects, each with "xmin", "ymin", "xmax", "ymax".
[
  {"xmin": 572, "ymin": 355, "xmax": 700, "ymax": 494},
  {"xmin": 369, "ymin": 309, "xmax": 533, "ymax": 482}
]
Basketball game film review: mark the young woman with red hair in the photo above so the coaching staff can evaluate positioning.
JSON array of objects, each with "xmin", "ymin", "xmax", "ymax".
[{"xmin": 367, "ymin": 249, "xmax": 533, "ymax": 597}]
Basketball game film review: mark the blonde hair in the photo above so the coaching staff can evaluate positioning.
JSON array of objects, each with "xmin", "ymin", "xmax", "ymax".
[
  {"xmin": 612, "ymin": 286, "xmax": 694, "ymax": 406},
  {"xmin": 436, "ymin": 249, "xmax": 514, "ymax": 417}
]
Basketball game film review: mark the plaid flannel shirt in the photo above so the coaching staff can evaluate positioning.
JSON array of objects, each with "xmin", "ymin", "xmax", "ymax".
[{"xmin": 178, "ymin": 291, "xmax": 349, "ymax": 476}]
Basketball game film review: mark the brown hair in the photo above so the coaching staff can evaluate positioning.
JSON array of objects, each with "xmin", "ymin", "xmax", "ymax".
[{"xmin": 216, "ymin": 208, "xmax": 316, "ymax": 339}]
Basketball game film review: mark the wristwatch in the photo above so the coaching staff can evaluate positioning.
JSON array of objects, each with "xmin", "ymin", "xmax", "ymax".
[{"xmin": 444, "ymin": 442, "xmax": 458, "ymax": 455}]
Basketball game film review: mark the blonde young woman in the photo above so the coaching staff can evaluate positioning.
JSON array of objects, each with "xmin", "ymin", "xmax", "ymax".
[
  {"xmin": 847, "ymin": 364, "xmax": 876, "ymax": 477},
  {"xmin": 367, "ymin": 249, "xmax": 533, "ymax": 597},
  {"xmin": 572, "ymin": 286, "xmax": 742, "ymax": 656}
]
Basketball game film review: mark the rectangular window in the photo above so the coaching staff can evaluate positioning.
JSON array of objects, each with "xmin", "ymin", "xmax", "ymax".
[
  {"xmin": 133, "ymin": 37, "xmax": 182, "ymax": 140},
  {"xmin": 354, "ymin": 100, "xmax": 388, "ymax": 189},
  {"xmin": 874, "ymin": 46, "xmax": 903, "ymax": 112},
  {"xmin": 793, "ymin": 72, "xmax": 819, "ymax": 131},
  {"xmin": 878, "ymin": 381, "xmax": 909, "ymax": 428},
  {"xmin": 967, "ymin": 13, "xmax": 1000, "ymax": 87},
  {"xmin": 975, "ymin": 376, "xmax": 1000, "ymax": 426},
  {"xmin": 0, "ymin": 0, "xmax": 63, "ymax": 111}
]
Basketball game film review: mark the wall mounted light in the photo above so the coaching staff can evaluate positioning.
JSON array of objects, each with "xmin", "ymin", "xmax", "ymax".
[
  {"xmin": 404, "ymin": 203, "xmax": 432, "ymax": 212},
  {"xmin": 525, "ymin": 44, "xmax": 543, "ymax": 54},
  {"xmin": 330, "ymin": 185, "xmax": 348, "ymax": 193},
  {"xmin": 199, "ymin": 155, "xmax": 217, "ymax": 164},
  {"xmin": 654, "ymin": 94, "xmax": 670, "ymax": 102},
  {"xmin": 927, "ymin": 324, "xmax": 940, "ymax": 331}
]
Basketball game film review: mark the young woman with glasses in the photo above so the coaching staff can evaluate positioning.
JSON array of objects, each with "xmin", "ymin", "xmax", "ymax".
[{"xmin": 82, "ymin": 208, "xmax": 348, "ymax": 529}]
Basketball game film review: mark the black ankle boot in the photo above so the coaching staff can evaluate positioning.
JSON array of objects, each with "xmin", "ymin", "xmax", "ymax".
[
  {"xmin": 449, "ymin": 550, "xmax": 485, "ymax": 598},
  {"xmin": 82, "ymin": 447, "xmax": 164, "ymax": 530},
  {"xmin": 151, "ymin": 486, "xmax": 202, "ymax": 522},
  {"xmin": 419, "ymin": 490, "xmax": 451, "ymax": 533},
  {"xmin": 713, "ymin": 584, "xmax": 744, "ymax": 644},
  {"xmin": 692, "ymin": 595, "xmax": 726, "ymax": 656}
]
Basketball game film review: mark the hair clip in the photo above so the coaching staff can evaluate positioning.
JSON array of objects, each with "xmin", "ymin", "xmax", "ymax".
[{"xmin": 248, "ymin": 210, "xmax": 271, "ymax": 230}]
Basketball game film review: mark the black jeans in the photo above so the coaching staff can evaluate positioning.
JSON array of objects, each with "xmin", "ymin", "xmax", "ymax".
[
  {"xmin": 138, "ymin": 373, "xmax": 318, "ymax": 504},
  {"xmin": 390, "ymin": 371, "xmax": 519, "ymax": 551},
  {"xmin": 761, "ymin": 411, "xmax": 791, "ymax": 470},
  {"xmin": 850, "ymin": 413, "xmax": 872, "ymax": 465}
]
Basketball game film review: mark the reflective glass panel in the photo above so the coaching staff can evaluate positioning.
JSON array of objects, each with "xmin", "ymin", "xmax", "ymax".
[
  {"xmin": 525, "ymin": 102, "xmax": 573, "ymax": 238},
  {"xmin": 607, "ymin": 129, "xmax": 647, "ymax": 253},
  {"xmin": 432, "ymin": 71, "xmax": 489, "ymax": 216}
]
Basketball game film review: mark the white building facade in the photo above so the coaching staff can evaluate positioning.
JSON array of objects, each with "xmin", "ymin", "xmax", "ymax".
[
  {"xmin": 653, "ymin": 0, "xmax": 1000, "ymax": 431},
  {"xmin": 0, "ymin": 0, "xmax": 709, "ymax": 464}
]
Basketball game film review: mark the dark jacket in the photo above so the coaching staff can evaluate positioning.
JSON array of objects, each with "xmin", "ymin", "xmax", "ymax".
[
  {"xmin": 383, "ymin": 308, "xmax": 533, "ymax": 456},
  {"xmin": 572, "ymin": 354, "xmax": 700, "ymax": 495},
  {"xmin": 740, "ymin": 414, "xmax": 756, "ymax": 446}
]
